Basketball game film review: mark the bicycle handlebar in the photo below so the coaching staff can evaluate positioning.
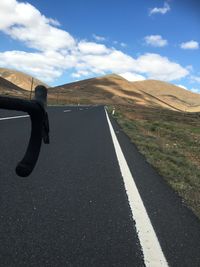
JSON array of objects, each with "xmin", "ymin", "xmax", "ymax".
[{"xmin": 0, "ymin": 85, "xmax": 50, "ymax": 177}]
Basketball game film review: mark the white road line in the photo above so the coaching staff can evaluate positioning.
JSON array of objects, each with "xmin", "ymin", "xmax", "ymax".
[
  {"xmin": 105, "ymin": 109, "xmax": 169, "ymax": 267},
  {"xmin": 63, "ymin": 110, "xmax": 71, "ymax": 112},
  {"xmin": 0, "ymin": 115, "xmax": 29, "ymax": 121}
]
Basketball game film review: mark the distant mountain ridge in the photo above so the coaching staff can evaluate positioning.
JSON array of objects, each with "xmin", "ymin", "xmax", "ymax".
[
  {"xmin": 49, "ymin": 74, "xmax": 200, "ymax": 112},
  {"xmin": 0, "ymin": 68, "xmax": 200, "ymax": 112},
  {"xmin": 131, "ymin": 80, "xmax": 200, "ymax": 112},
  {"xmin": 0, "ymin": 68, "xmax": 48, "ymax": 91},
  {"xmin": 0, "ymin": 76, "xmax": 29, "ymax": 98}
]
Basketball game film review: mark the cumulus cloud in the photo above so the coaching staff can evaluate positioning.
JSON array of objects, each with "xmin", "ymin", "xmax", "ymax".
[
  {"xmin": 149, "ymin": 2, "xmax": 170, "ymax": 16},
  {"xmin": 133, "ymin": 53, "xmax": 189, "ymax": 81},
  {"xmin": 0, "ymin": 0, "xmax": 75, "ymax": 51},
  {"xmin": 191, "ymin": 75, "xmax": 200, "ymax": 83},
  {"xmin": 180, "ymin": 41, "xmax": 199, "ymax": 50},
  {"xmin": 113, "ymin": 41, "xmax": 127, "ymax": 47},
  {"xmin": 71, "ymin": 70, "xmax": 91, "ymax": 78},
  {"xmin": 0, "ymin": 0, "xmax": 190, "ymax": 84},
  {"xmin": 0, "ymin": 50, "xmax": 76, "ymax": 82},
  {"xmin": 120, "ymin": 42, "xmax": 127, "ymax": 48},
  {"xmin": 71, "ymin": 52, "xmax": 188, "ymax": 82},
  {"xmin": 144, "ymin": 35, "xmax": 168, "ymax": 47},
  {"xmin": 119, "ymin": 72, "xmax": 146, "ymax": 82},
  {"xmin": 93, "ymin": 34, "xmax": 106, "ymax": 42},
  {"xmin": 78, "ymin": 41, "xmax": 110, "ymax": 55},
  {"xmin": 177, "ymin": 84, "xmax": 187, "ymax": 89}
]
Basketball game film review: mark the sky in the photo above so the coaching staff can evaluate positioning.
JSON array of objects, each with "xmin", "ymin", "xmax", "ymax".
[{"xmin": 0, "ymin": 0, "xmax": 200, "ymax": 93}]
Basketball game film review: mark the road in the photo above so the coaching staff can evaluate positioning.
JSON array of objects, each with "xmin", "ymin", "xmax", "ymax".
[{"xmin": 0, "ymin": 105, "xmax": 200, "ymax": 267}]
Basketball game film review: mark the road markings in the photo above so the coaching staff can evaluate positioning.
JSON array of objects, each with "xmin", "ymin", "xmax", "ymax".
[
  {"xmin": 63, "ymin": 110, "xmax": 71, "ymax": 113},
  {"xmin": 105, "ymin": 109, "xmax": 169, "ymax": 267},
  {"xmin": 0, "ymin": 115, "xmax": 29, "ymax": 121}
]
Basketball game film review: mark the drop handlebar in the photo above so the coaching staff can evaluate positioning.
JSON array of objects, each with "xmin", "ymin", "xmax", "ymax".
[{"xmin": 0, "ymin": 85, "xmax": 50, "ymax": 177}]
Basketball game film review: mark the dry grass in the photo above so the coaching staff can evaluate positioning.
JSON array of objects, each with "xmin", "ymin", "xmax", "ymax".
[
  {"xmin": 1, "ymin": 72, "xmax": 200, "ymax": 111},
  {"xmin": 49, "ymin": 74, "xmax": 200, "ymax": 112},
  {"xmin": 1, "ymin": 73, "xmax": 200, "ymax": 219},
  {"xmin": 110, "ymin": 104, "xmax": 200, "ymax": 219},
  {"xmin": 0, "ymin": 67, "xmax": 48, "ymax": 91}
]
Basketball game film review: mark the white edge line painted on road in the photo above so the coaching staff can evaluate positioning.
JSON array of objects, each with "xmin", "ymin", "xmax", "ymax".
[
  {"xmin": 0, "ymin": 115, "xmax": 29, "ymax": 121},
  {"xmin": 105, "ymin": 109, "xmax": 169, "ymax": 267},
  {"xmin": 63, "ymin": 110, "xmax": 71, "ymax": 112}
]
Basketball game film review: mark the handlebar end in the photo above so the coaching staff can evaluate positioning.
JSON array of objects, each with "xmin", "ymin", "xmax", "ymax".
[
  {"xmin": 16, "ymin": 163, "xmax": 33, "ymax": 177},
  {"xmin": 34, "ymin": 85, "xmax": 47, "ymax": 108}
]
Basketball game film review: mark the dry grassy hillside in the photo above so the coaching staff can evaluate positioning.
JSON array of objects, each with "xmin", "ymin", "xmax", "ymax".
[
  {"xmin": 132, "ymin": 80, "xmax": 200, "ymax": 112},
  {"xmin": 0, "ymin": 77, "xmax": 29, "ymax": 98},
  {"xmin": 49, "ymin": 74, "xmax": 200, "ymax": 112},
  {"xmin": 1, "ymin": 69, "xmax": 200, "ymax": 112},
  {"xmin": 0, "ymin": 68, "xmax": 48, "ymax": 91},
  {"xmin": 49, "ymin": 74, "xmax": 144, "ymax": 105}
]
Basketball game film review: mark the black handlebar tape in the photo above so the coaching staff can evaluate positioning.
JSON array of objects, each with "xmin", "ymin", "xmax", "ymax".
[
  {"xmin": 34, "ymin": 85, "xmax": 47, "ymax": 109},
  {"xmin": 16, "ymin": 86, "xmax": 48, "ymax": 177},
  {"xmin": 0, "ymin": 86, "xmax": 48, "ymax": 177},
  {"xmin": 0, "ymin": 96, "xmax": 40, "ymax": 113},
  {"xmin": 15, "ymin": 104, "xmax": 44, "ymax": 177}
]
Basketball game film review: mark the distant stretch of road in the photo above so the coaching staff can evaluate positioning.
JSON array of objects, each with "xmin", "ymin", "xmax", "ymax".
[{"xmin": 0, "ymin": 105, "xmax": 200, "ymax": 267}]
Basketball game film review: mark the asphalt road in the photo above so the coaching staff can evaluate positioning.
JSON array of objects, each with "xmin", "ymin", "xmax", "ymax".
[{"xmin": 0, "ymin": 105, "xmax": 200, "ymax": 267}]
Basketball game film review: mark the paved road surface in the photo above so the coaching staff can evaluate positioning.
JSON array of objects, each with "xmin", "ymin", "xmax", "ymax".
[{"xmin": 0, "ymin": 106, "xmax": 200, "ymax": 267}]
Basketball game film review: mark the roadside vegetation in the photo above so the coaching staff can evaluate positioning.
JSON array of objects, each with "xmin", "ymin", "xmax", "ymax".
[
  {"xmin": 108, "ymin": 104, "xmax": 200, "ymax": 219},
  {"xmin": 2, "ymin": 79, "xmax": 200, "ymax": 219}
]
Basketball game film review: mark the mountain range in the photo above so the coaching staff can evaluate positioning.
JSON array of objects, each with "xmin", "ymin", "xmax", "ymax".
[
  {"xmin": 0, "ymin": 68, "xmax": 200, "ymax": 112},
  {"xmin": 49, "ymin": 74, "xmax": 200, "ymax": 112}
]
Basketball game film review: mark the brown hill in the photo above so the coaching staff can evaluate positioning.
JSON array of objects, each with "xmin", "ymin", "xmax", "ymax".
[
  {"xmin": 0, "ymin": 77, "xmax": 29, "ymax": 98},
  {"xmin": 49, "ymin": 74, "xmax": 200, "ymax": 112},
  {"xmin": 131, "ymin": 80, "xmax": 200, "ymax": 112},
  {"xmin": 0, "ymin": 68, "xmax": 48, "ymax": 91},
  {"xmin": 49, "ymin": 74, "xmax": 146, "ymax": 105}
]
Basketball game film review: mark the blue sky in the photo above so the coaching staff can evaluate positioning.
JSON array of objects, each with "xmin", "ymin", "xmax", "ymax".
[{"xmin": 0, "ymin": 0, "xmax": 200, "ymax": 93}]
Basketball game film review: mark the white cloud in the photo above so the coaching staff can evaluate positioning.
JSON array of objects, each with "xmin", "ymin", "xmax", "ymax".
[
  {"xmin": 0, "ymin": 49, "xmax": 189, "ymax": 84},
  {"xmin": 0, "ymin": 0, "xmax": 190, "ymax": 84},
  {"xmin": 175, "ymin": 84, "xmax": 200, "ymax": 93},
  {"xmin": 113, "ymin": 41, "xmax": 127, "ymax": 47},
  {"xmin": 77, "ymin": 50, "xmax": 137, "ymax": 74},
  {"xmin": 78, "ymin": 41, "xmax": 109, "ymax": 54},
  {"xmin": 144, "ymin": 35, "xmax": 168, "ymax": 47},
  {"xmin": 48, "ymin": 18, "xmax": 61, "ymax": 27},
  {"xmin": 0, "ymin": 0, "xmax": 75, "ymax": 51},
  {"xmin": 120, "ymin": 42, "xmax": 127, "ymax": 48},
  {"xmin": 177, "ymin": 84, "xmax": 187, "ymax": 89},
  {"xmin": 0, "ymin": 50, "xmax": 76, "ymax": 82},
  {"xmin": 71, "ymin": 52, "xmax": 188, "ymax": 82},
  {"xmin": 186, "ymin": 65, "xmax": 193, "ymax": 71},
  {"xmin": 149, "ymin": 2, "xmax": 170, "ymax": 16},
  {"xmin": 119, "ymin": 72, "xmax": 146, "ymax": 82},
  {"xmin": 134, "ymin": 53, "xmax": 189, "ymax": 81},
  {"xmin": 180, "ymin": 41, "xmax": 199, "ymax": 50},
  {"xmin": 71, "ymin": 70, "xmax": 91, "ymax": 78},
  {"xmin": 190, "ymin": 88, "xmax": 200, "ymax": 93},
  {"xmin": 93, "ymin": 34, "xmax": 106, "ymax": 42},
  {"xmin": 191, "ymin": 75, "xmax": 200, "ymax": 83}
]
